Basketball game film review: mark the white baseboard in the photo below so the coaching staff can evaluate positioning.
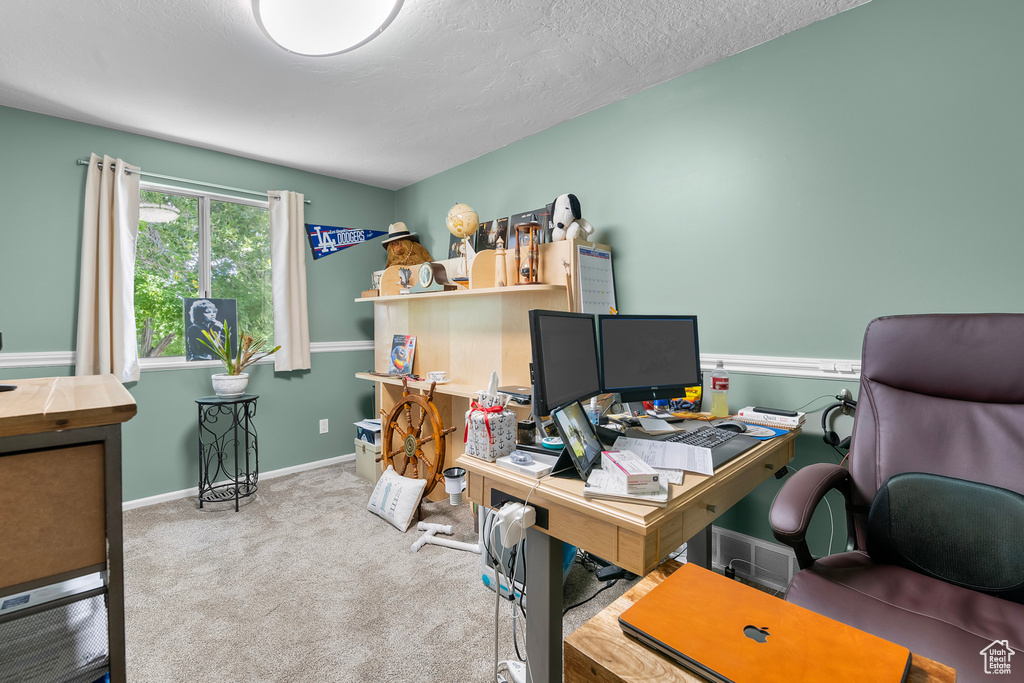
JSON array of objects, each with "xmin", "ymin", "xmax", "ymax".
[{"xmin": 121, "ymin": 453, "xmax": 356, "ymax": 511}]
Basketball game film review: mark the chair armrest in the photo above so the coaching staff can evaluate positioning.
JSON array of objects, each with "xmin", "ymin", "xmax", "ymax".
[{"xmin": 770, "ymin": 463, "xmax": 850, "ymax": 569}]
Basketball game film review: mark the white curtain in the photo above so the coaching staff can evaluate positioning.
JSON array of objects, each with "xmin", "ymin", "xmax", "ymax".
[
  {"xmin": 76, "ymin": 153, "xmax": 140, "ymax": 382},
  {"xmin": 269, "ymin": 191, "xmax": 311, "ymax": 371}
]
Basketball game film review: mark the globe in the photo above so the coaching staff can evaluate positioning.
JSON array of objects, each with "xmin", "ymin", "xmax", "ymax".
[{"xmin": 446, "ymin": 203, "xmax": 479, "ymax": 239}]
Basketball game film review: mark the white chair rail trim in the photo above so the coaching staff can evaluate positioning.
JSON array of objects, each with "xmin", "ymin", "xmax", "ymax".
[
  {"xmin": 702, "ymin": 353, "xmax": 861, "ymax": 381},
  {"xmin": 0, "ymin": 341, "xmax": 374, "ymax": 372},
  {"xmin": 1, "ymin": 345, "xmax": 858, "ymax": 381}
]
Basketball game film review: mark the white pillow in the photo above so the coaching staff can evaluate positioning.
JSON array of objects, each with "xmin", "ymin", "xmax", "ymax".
[{"xmin": 367, "ymin": 465, "xmax": 427, "ymax": 532}]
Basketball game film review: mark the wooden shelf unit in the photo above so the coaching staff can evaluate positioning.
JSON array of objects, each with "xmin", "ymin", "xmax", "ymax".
[
  {"xmin": 356, "ymin": 282, "xmax": 569, "ymax": 500},
  {"xmin": 0, "ymin": 375, "xmax": 136, "ymax": 683}
]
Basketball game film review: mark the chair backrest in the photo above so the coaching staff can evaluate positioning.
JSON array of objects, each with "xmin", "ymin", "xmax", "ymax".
[{"xmin": 848, "ymin": 313, "xmax": 1024, "ymax": 546}]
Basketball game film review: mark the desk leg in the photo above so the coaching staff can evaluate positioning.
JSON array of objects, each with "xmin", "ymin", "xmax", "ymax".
[
  {"xmin": 526, "ymin": 527, "xmax": 563, "ymax": 683},
  {"xmin": 686, "ymin": 526, "xmax": 713, "ymax": 569}
]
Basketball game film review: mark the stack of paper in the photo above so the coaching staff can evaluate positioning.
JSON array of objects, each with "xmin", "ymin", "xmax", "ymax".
[
  {"xmin": 611, "ymin": 435, "xmax": 713, "ymax": 485},
  {"xmin": 583, "ymin": 469, "xmax": 670, "ymax": 507}
]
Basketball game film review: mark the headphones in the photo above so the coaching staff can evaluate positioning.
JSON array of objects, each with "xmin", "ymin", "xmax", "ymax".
[{"xmin": 821, "ymin": 390, "xmax": 857, "ymax": 449}]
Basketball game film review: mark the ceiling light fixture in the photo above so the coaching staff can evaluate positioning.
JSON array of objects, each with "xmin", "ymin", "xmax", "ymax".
[{"xmin": 253, "ymin": 0, "xmax": 404, "ymax": 57}]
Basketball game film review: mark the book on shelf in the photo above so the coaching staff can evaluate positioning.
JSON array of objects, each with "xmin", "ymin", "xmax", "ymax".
[
  {"xmin": 582, "ymin": 468, "xmax": 670, "ymax": 507},
  {"xmin": 388, "ymin": 335, "xmax": 417, "ymax": 375}
]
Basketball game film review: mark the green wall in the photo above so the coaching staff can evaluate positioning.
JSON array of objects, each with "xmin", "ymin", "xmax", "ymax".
[
  {"xmin": 397, "ymin": 0, "xmax": 1024, "ymax": 548},
  {"xmin": 5, "ymin": 0, "xmax": 1023, "ymax": 551},
  {"xmin": 0, "ymin": 106, "xmax": 389, "ymax": 500}
]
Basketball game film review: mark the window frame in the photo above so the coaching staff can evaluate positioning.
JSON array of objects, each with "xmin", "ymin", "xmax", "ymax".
[{"xmin": 136, "ymin": 181, "xmax": 272, "ymax": 370}]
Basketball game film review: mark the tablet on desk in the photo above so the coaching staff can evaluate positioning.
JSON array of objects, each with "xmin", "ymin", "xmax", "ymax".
[{"xmin": 550, "ymin": 400, "xmax": 603, "ymax": 481}]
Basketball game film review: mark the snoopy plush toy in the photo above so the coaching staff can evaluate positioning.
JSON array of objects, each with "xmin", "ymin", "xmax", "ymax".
[{"xmin": 550, "ymin": 193, "xmax": 594, "ymax": 241}]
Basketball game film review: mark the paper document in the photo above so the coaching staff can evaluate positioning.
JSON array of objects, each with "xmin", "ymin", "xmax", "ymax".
[
  {"xmin": 638, "ymin": 417, "xmax": 674, "ymax": 433},
  {"xmin": 583, "ymin": 469, "xmax": 670, "ymax": 506},
  {"xmin": 613, "ymin": 436, "xmax": 713, "ymax": 476}
]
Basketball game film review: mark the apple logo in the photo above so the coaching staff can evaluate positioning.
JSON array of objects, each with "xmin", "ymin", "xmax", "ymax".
[{"xmin": 743, "ymin": 625, "xmax": 771, "ymax": 644}]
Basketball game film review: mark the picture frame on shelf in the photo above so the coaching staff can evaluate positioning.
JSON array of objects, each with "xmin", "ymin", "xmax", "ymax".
[
  {"xmin": 448, "ymin": 230, "xmax": 476, "ymax": 260},
  {"xmin": 477, "ymin": 218, "xmax": 508, "ymax": 251}
]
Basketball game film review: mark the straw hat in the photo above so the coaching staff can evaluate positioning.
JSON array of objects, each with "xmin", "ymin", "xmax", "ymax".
[{"xmin": 381, "ymin": 222, "xmax": 420, "ymax": 247}]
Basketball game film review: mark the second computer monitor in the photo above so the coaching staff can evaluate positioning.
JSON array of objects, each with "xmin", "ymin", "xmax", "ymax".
[{"xmin": 598, "ymin": 314, "xmax": 701, "ymax": 404}]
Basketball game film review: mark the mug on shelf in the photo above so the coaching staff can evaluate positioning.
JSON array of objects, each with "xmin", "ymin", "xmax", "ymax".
[{"xmin": 426, "ymin": 371, "xmax": 448, "ymax": 382}]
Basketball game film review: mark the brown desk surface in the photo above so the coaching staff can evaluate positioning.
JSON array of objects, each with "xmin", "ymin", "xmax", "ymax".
[
  {"xmin": 0, "ymin": 375, "xmax": 136, "ymax": 437},
  {"xmin": 458, "ymin": 430, "xmax": 797, "ymax": 575},
  {"xmin": 564, "ymin": 559, "xmax": 957, "ymax": 683}
]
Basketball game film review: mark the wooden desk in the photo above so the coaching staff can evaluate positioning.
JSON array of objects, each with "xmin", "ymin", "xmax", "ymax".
[
  {"xmin": 565, "ymin": 559, "xmax": 957, "ymax": 683},
  {"xmin": 458, "ymin": 430, "xmax": 798, "ymax": 683},
  {"xmin": 0, "ymin": 375, "xmax": 136, "ymax": 683}
]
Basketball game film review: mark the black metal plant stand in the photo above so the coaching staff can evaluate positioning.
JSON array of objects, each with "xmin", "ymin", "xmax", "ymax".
[{"xmin": 196, "ymin": 394, "xmax": 259, "ymax": 512}]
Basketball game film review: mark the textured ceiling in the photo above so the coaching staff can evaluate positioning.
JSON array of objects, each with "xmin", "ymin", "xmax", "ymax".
[{"xmin": 0, "ymin": 0, "xmax": 867, "ymax": 190}]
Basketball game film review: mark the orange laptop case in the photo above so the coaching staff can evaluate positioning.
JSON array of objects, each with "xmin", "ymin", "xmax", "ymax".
[{"xmin": 618, "ymin": 563, "xmax": 911, "ymax": 683}]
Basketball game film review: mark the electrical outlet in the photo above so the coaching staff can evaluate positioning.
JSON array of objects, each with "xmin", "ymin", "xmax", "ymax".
[{"xmin": 319, "ymin": 419, "xmax": 329, "ymax": 434}]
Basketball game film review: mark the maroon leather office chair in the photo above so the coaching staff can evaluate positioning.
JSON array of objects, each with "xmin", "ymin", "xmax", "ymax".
[{"xmin": 771, "ymin": 314, "xmax": 1024, "ymax": 681}]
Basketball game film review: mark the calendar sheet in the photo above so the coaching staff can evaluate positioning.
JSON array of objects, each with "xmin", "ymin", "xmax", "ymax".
[{"xmin": 576, "ymin": 245, "xmax": 616, "ymax": 315}]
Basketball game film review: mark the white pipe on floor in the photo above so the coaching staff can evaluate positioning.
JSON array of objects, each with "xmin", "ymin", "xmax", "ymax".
[{"xmin": 411, "ymin": 521, "xmax": 481, "ymax": 554}]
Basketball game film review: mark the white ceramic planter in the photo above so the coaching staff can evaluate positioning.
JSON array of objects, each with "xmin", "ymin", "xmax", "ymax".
[{"xmin": 212, "ymin": 373, "xmax": 249, "ymax": 398}]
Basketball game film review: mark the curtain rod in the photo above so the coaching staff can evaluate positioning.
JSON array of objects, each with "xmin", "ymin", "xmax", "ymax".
[{"xmin": 75, "ymin": 159, "xmax": 312, "ymax": 205}]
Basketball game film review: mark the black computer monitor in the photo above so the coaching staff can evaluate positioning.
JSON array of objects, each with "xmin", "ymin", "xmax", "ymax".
[
  {"xmin": 598, "ymin": 314, "xmax": 701, "ymax": 404},
  {"xmin": 529, "ymin": 309, "xmax": 602, "ymax": 418}
]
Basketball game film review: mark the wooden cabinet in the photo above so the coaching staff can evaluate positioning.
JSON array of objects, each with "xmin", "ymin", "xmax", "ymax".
[
  {"xmin": 356, "ymin": 283, "xmax": 569, "ymax": 500},
  {"xmin": 0, "ymin": 375, "xmax": 136, "ymax": 683}
]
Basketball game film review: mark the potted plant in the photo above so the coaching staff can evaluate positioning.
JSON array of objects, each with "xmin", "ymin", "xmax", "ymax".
[{"xmin": 200, "ymin": 325, "xmax": 281, "ymax": 398}]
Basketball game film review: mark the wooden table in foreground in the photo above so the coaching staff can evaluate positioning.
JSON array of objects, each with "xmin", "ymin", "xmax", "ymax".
[
  {"xmin": 565, "ymin": 559, "xmax": 957, "ymax": 683},
  {"xmin": 459, "ymin": 430, "xmax": 798, "ymax": 683},
  {"xmin": 0, "ymin": 375, "xmax": 136, "ymax": 683}
]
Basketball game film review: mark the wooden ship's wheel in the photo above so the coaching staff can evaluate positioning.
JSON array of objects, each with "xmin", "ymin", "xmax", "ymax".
[{"xmin": 378, "ymin": 377, "xmax": 457, "ymax": 496}]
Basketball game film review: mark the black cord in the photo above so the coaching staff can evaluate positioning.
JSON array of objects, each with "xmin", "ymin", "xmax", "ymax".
[
  {"xmin": 517, "ymin": 538, "xmax": 527, "ymax": 617},
  {"xmin": 512, "ymin": 610, "xmax": 524, "ymax": 661},
  {"xmin": 575, "ymin": 551, "xmax": 598, "ymax": 574},
  {"xmin": 563, "ymin": 580, "xmax": 618, "ymax": 616},
  {"xmin": 506, "ymin": 545, "xmax": 518, "ymax": 580}
]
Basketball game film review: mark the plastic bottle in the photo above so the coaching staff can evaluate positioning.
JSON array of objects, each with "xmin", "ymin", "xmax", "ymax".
[
  {"xmin": 587, "ymin": 396, "xmax": 600, "ymax": 426},
  {"xmin": 709, "ymin": 360, "xmax": 729, "ymax": 418}
]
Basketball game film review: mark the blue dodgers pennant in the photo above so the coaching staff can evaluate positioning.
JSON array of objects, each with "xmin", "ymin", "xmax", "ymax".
[{"xmin": 305, "ymin": 224, "xmax": 387, "ymax": 260}]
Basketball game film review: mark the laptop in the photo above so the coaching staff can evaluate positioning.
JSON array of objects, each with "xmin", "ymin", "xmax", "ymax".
[{"xmin": 619, "ymin": 563, "xmax": 911, "ymax": 683}]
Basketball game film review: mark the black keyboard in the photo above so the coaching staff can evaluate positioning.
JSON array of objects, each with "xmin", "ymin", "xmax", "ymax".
[{"xmin": 663, "ymin": 427, "xmax": 738, "ymax": 449}]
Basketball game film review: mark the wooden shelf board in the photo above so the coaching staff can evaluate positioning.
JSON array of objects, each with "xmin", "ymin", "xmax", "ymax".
[
  {"xmin": 355, "ymin": 283, "xmax": 564, "ymax": 304},
  {"xmin": 355, "ymin": 373, "xmax": 484, "ymax": 399}
]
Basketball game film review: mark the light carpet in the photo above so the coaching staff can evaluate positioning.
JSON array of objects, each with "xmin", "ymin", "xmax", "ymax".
[{"xmin": 122, "ymin": 462, "xmax": 638, "ymax": 682}]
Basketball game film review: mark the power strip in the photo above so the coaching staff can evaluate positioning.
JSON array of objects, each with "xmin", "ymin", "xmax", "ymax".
[{"xmin": 496, "ymin": 502, "xmax": 536, "ymax": 548}]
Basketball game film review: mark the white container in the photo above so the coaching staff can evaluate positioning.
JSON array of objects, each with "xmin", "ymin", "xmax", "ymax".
[
  {"xmin": 601, "ymin": 449, "xmax": 660, "ymax": 493},
  {"xmin": 212, "ymin": 373, "xmax": 248, "ymax": 398},
  {"xmin": 355, "ymin": 438, "xmax": 383, "ymax": 483}
]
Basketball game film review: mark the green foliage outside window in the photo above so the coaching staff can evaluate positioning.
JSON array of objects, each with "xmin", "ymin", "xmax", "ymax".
[{"xmin": 135, "ymin": 190, "xmax": 272, "ymax": 357}]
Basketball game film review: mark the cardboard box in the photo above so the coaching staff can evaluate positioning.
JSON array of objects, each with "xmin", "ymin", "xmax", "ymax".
[
  {"xmin": 355, "ymin": 438, "xmax": 383, "ymax": 483},
  {"xmin": 601, "ymin": 449, "xmax": 660, "ymax": 494}
]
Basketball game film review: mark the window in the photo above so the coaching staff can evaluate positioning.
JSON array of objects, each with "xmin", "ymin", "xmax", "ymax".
[{"xmin": 135, "ymin": 184, "xmax": 272, "ymax": 358}]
